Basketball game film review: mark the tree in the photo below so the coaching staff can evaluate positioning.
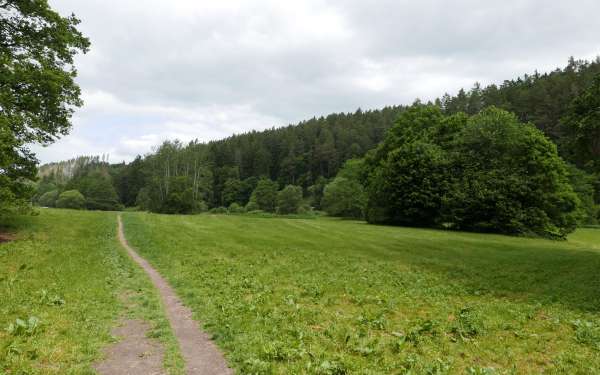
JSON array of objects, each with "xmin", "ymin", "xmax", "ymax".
[
  {"xmin": 68, "ymin": 169, "xmax": 121, "ymax": 211},
  {"xmin": 222, "ymin": 178, "xmax": 243, "ymax": 206},
  {"xmin": 0, "ymin": 1, "xmax": 89, "ymax": 221},
  {"xmin": 250, "ymin": 178, "xmax": 278, "ymax": 212},
  {"xmin": 562, "ymin": 74, "xmax": 600, "ymax": 171},
  {"xmin": 443, "ymin": 108, "xmax": 580, "ymax": 237},
  {"xmin": 307, "ymin": 176, "xmax": 328, "ymax": 209},
  {"xmin": 277, "ymin": 185, "xmax": 303, "ymax": 214},
  {"xmin": 55, "ymin": 190, "xmax": 85, "ymax": 209},
  {"xmin": 364, "ymin": 105, "xmax": 581, "ymax": 238},
  {"xmin": 322, "ymin": 177, "xmax": 366, "ymax": 219},
  {"xmin": 38, "ymin": 190, "xmax": 59, "ymax": 207}
]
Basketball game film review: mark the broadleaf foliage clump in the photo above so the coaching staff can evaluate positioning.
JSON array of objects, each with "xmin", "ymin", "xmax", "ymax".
[{"xmin": 364, "ymin": 105, "xmax": 581, "ymax": 238}]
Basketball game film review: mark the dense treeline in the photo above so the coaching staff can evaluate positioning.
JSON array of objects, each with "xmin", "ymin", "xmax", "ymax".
[
  {"xmin": 34, "ymin": 58, "xmax": 600, "ymax": 236},
  {"xmin": 114, "ymin": 106, "xmax": 405, "ymax": 212},
  {"xmin": 36, "ymin": 156, "xmax": 122, "ymax": 211},
  {"xmin": 438, "ymin": 57, "xmax": 600, "ymax": 176}
]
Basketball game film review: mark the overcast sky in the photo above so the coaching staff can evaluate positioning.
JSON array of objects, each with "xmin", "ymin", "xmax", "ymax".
[{"xmin": 34, "ymin": 0, "xmax": 600, "ymax": 164}]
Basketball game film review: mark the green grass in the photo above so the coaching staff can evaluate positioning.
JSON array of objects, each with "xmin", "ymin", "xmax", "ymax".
[
  {"xmin": 121, "ymin": 212, "xmax": 600, "ymax": 374},
  {"xmin": 0, "ymin": 209, "xmax": 184, "ymax": 374}
]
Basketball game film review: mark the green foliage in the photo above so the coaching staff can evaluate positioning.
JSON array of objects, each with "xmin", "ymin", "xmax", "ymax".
[
  {"xmin": 122, "ymin": 212, "xmax": 600, "ymax": 373},
  {"xmin": 441, "ymin": 58, "xmax": 600, "ymax": 210},
  {"xmin": 277, "ymin": 185, "xmax": 303, "ymax": 214},
  {"xmin": 307, "ymin": 176, "xmax": 329, "ymax": 209},
  {"xmin": 568, "ymin": 165, "xmax": 598, "ymax": 224},
  {"xmin": 572, "ymin": 320, "xmax": 600, "ymax": 350},
  {"xmin": 365, "ymin": 105, "xmax": 581, "ymax": 238},
  {"xmin": 228, "ymin": 202, "xmax": 245, "ymax": 214},
  {"xmin": 136, "ymin": 187, "xmax": 152, "ymax": 211},
  {"xmin": 6, "ymin": 317, "xmax": 40, "ymax": 337},
  {"xmin": 251, "ymin": 178, "xmax": 279, "ymax": 212},
  {"xmin": 209, "ymin": 206, "xmax": 228, "ymax": 214},
  {"xmin": 0, "ymin": 0, "xmax": 89, "ymax": 223},
  {"xmin": 322, "ymin": 177, "xmax": 366, "ymax": 219},
  {"xmin": 38, "ymin": 190, "xmax": 59, "ymax": 208},
  {"xmin": 445, "ymin": 108, "xmax": 580, "ymax": 237},
  {"xmin": 245, "ymin": 198, "xmax": 259, "ymax": 212},
  {"xmin": 55, "ymin": 190, "xmax": 85, "ymax": 209},
  {"xmin": 562, "ymin": 74, "xmax": 600, "ymax": 174},
  {"xmin": 222, "ymin": 178, "xmax": 243, "ymax": 206},
  {"xmin": 69, "ymin": 170, "xmax": 122, "ymax": 211}
]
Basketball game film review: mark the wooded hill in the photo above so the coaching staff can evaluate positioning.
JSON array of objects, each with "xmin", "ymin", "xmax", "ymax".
[{"xmin": 36, "ymin": 57, "xmax": 600, "ymax": 230}]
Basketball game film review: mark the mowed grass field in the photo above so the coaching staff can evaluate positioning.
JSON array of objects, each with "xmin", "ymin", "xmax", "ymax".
[
  {"xmin": 0, "ymin": 210, "xmax": 184, "ymax": 375},
  {"xmin": 121, "ymin": 212, "xmax": 600, "ymax": 374}
]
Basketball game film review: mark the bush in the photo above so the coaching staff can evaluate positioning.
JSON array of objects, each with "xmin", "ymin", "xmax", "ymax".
[
  {"xmin": 322, "ymin": 177, "xmax": 367, "ymax": 219},
  {"xmin": 209, "ymin": 206, "xmax": 228, "ymax": 214},
  {"xmin": 38, "ymin": 190, "xmax": 59, "ymax": 207},
  {"xmin": 245, "ymin": 199, "xmax": 259, "ymax": 212},
  {"xmin": 69, "ymin": 170, "xmax": 121, "ymax": 211},
  {"xmin": 277, "ymin": 185, "xmax": 303, "ymax": 214},
  {"xmin": 55, "ymin": 190, "xmax": 86, "ymax": 209},
  {"xmin": 228, "ymin": 202, "xmax": 245, "ymax": 213}
]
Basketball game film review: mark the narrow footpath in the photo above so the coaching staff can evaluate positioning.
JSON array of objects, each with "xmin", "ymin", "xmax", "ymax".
[{"xmin": 117, "ymin": 215, "xmax": 232, "ymax": 375}]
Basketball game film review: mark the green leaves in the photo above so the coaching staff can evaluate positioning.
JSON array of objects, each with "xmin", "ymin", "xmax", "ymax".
[
  {"xmin": 1, "ymin": 0, "xmax": 89, "ymax": 224},
  {"xmin": 364, "ymin": 104, "xmax": 582, "ymax": 238},
  {"xmin": 6, "ymin": 316, "xmax": 40, "ymax": 337}
]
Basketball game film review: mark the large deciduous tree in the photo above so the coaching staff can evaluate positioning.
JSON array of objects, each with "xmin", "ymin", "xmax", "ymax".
[
  {"xmin": 365, "ymin": 105, "xmax": 582, "ymax": 238},
  {"xmin": 0, "ymin": 0, "xmax": 89, "ymax": 220}
]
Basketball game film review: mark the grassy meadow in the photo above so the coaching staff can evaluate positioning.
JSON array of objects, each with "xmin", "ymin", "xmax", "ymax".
[
  {"xmin": 2, "ymin": 209, "xmax": 600, "ymax": 374},
  {"xmin": 121, "ymin": 212, "xmax": 600, "ymax": 374},
  {"xmin": 0, "ymin": 210, "xmax": 184, "ymax": 375}
]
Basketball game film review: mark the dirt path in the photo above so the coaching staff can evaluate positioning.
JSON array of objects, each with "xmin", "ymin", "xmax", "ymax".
[
  {"xmin": 117, "ymin": 215, "xmax": 232, "ymax": 375},
  {"xmin": 95, "ymin": 319, "xmax": 167, "ymax": 375}
]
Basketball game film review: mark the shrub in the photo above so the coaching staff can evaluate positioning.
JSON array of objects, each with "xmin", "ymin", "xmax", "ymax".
[
  {"xmin": 210, "ymin": 206, "xmax": 228, "ymax": 214},
  {"xmin": 245, "ymin": 199, "xmax": 259, "ymax": 212},
  {"xmin": 322, "ymin": 177, "xmax": 366, "ymax": 219},
  {"xmin": 55, "ymin": 190, "xmax": 86, "ymax": 209},
  {"xmin": 38, "ymin": 190, "xmax": 59, "ymax": 207},
  {"xmin": 228, "ymin": 202, "xmax": 244, "ymax": 213}
]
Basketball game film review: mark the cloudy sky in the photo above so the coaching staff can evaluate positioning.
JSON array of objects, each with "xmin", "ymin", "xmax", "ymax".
[{"xmin": 34, "ymin": 0, "xmax": 600, "ymax": 164}]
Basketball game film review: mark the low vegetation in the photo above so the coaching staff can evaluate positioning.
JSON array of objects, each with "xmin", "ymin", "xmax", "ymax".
[
  {"xmin": 0, "ymin": 210, "xmax": 184, "ymax": 374},
  {"xmin": 122, "ymin": 212, "xmax": 600, "ymax": 374}
]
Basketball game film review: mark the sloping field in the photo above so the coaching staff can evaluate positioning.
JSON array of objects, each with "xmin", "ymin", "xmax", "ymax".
[{"xmin": 121, "ymin": 213, "xmax": 600, "ymax": 374}]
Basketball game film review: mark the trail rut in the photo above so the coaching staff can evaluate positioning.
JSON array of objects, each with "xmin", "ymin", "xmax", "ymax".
[{"xmin": 117, "ymin": 215, "xmax": 232, "ymax": 375}]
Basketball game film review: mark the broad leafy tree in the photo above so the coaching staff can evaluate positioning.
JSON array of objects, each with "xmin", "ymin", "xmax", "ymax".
[
  {"xmin": 365, "ymin": 105, "xmax": 581, "ymax": 238},
  {"xmin": 322, "ymin": 177, "xmax": 366, "ymax": 219},
  {"xmin": 250, "ymin": 178, "xmax": 278, "ymax": 212},
  {"xmin": 276, "ymin": 185, "xmax": 302, "ymax": 214},
  {"xmin": 55, "ymin": 189, "xmax": 85, "ymax": 209},
  {"xmin": 1, "ymin": 0, "xmax": 89, "ymax": 220}
]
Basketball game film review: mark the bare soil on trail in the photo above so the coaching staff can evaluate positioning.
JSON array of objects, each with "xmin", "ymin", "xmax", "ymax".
[
  {"xmin": 0, "ymin": 232, "xmax": 15, "ymax": 243},
  {"xmin": 95, "ymin": 319, "xmax": 166, "ymax": 375},
  {"xmin": 117, "ymin": 215, "xmax": 232, "ymax": 375}
]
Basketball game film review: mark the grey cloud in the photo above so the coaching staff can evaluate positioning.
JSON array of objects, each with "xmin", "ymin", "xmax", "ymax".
[{"xmin": 37, "ymin": 0, "xmax": 600, "ymax": 163}]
